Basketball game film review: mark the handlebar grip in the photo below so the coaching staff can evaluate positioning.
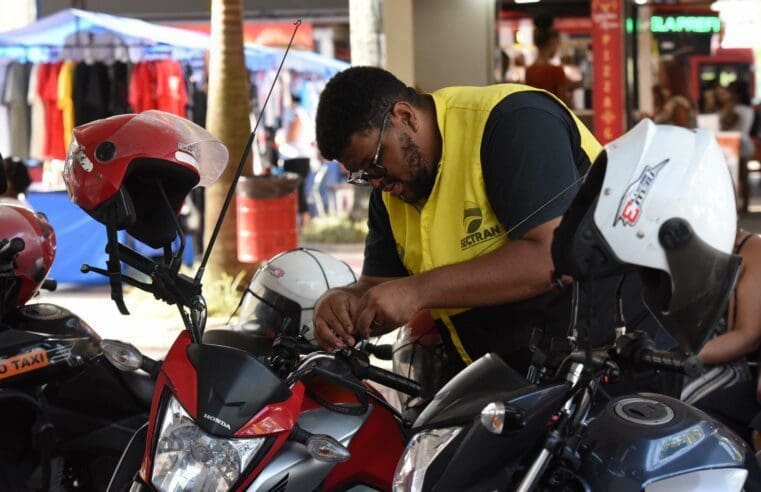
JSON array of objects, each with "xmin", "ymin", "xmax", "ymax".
[
  {"xmin": 365, "ymin": 343, "xmax": 394, "ymax": 360},
  {"xmin": 364, "ymin": 365, "xmax": 421, "ymax": 397},
  {"xmin": 0, "ymin": 237, "xmax": 25, "ymax": 261},
  {"xmin": 41, "ymin": 278, "xmax": 57, "ymax": 291},
  {"xmin": 639, "ymin": 349, "xmax": 703, "ymax": 378}
]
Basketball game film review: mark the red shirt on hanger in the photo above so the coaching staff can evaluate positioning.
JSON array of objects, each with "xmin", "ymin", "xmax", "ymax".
[
  {"xmin": 39, "ymin": 62, "xmax": 66, "ymax": 159},
  {"xmin": 155, "ymin": 60, "xmax": 188, "ymax": 117},
  {"xmin": 128, "ymin": 61, "xmax": 158, "ymax": 113}
]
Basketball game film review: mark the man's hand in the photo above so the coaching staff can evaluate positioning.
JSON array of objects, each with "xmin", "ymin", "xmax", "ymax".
[
  {"xmin": 313, "ymin": 290, "xmax": 359, "ymax": 351},
  {"xmin": 353, "ymin": 276, "xmax": 424, "ymax": 338}
]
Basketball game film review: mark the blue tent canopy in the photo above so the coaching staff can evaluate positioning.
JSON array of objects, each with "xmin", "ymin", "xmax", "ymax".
[
  {"xmin": 0, "ymin": 8, "xmax": 348, "ymax": 77},
  {"xmin": 244, "ymin": 44, "xmax": 348, "ymax": 77}
]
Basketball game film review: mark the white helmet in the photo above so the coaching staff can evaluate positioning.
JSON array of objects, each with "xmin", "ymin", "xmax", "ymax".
[
  {"xmin": 235, "ymin": 248, "xmax": 357, "ymax": 343},
  {"xmin": 553, "ymin": 119, "xmax": 740, "ymax": 352}
]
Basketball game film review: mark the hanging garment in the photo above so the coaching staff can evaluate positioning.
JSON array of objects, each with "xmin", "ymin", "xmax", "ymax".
[
  {"xmin": 28, "ymin": 63, "xmax": 45, "ymax": 159},
  {"xmin": 40, "ymin": 62, "xmax": 66, "ymax": 159},
  {"xmin": 108, "ymin": 61, "xmax": 130, "ymax": 115},
  {"xmin": 5, "ymin": 62, "xmax": 30, "ymax": 159},
  {"xmin": 128, "ymin": 61, "xmax": 157, "ymax": 113},
  {"xmin": 155, "ymin": 60, "xmax": 188, "ymax": 116},
  {"xmin": 72, "ymin": 61, "xmax": 110, "ymax": 126},
  {"xmin": 57, "ymin": 60, "xmax": 76, "ymax": 149}
]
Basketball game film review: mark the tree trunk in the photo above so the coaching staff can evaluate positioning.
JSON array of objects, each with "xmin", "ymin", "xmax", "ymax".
[
  {"xmin": 204, "ymin": 0, "xmax": 252, "ymax": 284},
  {"xmin": 349, "ymin": 0, "xmax": 385, "ymax": 67}
]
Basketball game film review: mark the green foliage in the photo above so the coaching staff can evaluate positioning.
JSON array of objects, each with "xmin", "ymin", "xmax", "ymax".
[
  {"xmin": 299, "ymin": 216, "xmax": 368, "ymax": 244},
  {"xmin": 203, "ymin": 270, "xmax": 249, "ymax": 318}
]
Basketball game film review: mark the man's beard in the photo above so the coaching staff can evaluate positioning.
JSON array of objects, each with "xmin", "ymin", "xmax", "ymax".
[{"xmin": 398, "ymin": 132, "xmax": 437, "ymax": 204}]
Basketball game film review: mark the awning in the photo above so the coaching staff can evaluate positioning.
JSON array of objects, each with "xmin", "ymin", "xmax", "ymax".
[{"xmin": 0, "ymin": 8, "xmax": 349, "ymax": 77}]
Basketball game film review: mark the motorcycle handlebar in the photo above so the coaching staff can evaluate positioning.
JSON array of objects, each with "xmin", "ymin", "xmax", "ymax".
[
  {"xmin": 41, "ymin": 278, "xmax": 57, "ymax": 291},
  {"xmin": 637, "ymin": 349, "xmax": 703, "ymax": 378},
  {"xmin": 0, "ymin": 237, "xmax": 24, "ymax": 262},
  {"xmin": 364, "ymin": 342, "xmax": 394, "ymax": 360},
  {"xmin": 362, "ymin": 364, "xmax": 421, "ymax": 397}
]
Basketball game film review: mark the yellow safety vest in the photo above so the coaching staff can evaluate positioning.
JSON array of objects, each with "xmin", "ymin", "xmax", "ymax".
[{"xmin": 382, "ymin": 84, "xmax": 602, "ymax": 364}]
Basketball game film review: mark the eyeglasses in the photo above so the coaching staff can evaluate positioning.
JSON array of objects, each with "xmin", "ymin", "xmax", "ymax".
[{"xmin": 347, "ymin": 110, "xmax": 391, "ymax": 186}]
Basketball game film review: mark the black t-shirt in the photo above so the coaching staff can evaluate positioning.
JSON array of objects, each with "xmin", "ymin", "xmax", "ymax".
[{"xmin": 362, "ymin": 91, "xmax": 588, "ymax": 278}]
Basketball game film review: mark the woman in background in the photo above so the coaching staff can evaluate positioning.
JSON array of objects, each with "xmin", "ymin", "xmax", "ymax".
[
  {"xmin": 653, "ymin": 59, "xmax": 696, "ymax": 129},
  {"xmin": 525, "ymin": 17, "xmax": 578, "ymax": 106},
  {"xmin": 682, "ymin": 230, "xmax": 761, "ymax": 443}
]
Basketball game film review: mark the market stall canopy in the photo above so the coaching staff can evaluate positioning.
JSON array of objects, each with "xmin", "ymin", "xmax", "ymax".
[
  {"xmin": 0, "ymin": 8, "xmax": 349, "ymax": 76},
  {"xmin": 0, "ymin": 8, "xmax": 210, "ymax": 62},
  {"xmin": 247, "ymin": 44, "xmax": 349, "ymax": 77}
]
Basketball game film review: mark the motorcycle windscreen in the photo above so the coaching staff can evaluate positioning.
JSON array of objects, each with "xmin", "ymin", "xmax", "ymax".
[
  {"xmin": 413, "ymin": 353, "xmax": 531, "ymax": 428},
  {"xmin": 186, "ymin": 343, "xmax": 291, "ymax": 437}
]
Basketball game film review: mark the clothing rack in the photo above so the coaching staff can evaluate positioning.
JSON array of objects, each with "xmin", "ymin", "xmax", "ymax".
[{"xmin": 0, "ymin": 39, "xmax": 205, "ymax": 64}]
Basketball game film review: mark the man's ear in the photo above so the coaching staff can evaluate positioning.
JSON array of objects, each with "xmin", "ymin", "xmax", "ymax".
[{"xmin": 391, "ymin": 101, "xmax": 419, "ymax": 132}]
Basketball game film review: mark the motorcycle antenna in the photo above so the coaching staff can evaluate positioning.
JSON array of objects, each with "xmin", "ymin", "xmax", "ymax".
[{"xmin": 194, "ymin": 20, "xmax": 302, "ymax": 285}]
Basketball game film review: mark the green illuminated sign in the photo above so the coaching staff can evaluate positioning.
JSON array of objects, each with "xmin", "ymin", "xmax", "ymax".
[{"xmin": 651, "ymin": 15, "xmax": 720, "ymax": 34}]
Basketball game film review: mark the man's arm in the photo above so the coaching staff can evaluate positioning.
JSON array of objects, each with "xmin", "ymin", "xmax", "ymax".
[
  {"xmin": 353, "ymin": 218, "xmax": 559, "ymax": 336},
  {"xmin": 315, "ymin": 188, "xmax": 408, "ymax": 350}
]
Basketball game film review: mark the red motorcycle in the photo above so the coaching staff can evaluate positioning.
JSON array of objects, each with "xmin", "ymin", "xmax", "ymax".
[{"xmin": 62, "ymin": 110, "xmax": 421, "ymax": 491}]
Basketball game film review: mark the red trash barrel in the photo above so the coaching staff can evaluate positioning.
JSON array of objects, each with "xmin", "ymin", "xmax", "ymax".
[{"xmin": 236, "ymin": 173, "xmax": 301, "ymax": 263}]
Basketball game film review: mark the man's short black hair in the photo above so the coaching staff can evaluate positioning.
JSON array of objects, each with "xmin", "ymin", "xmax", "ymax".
[{"xmin": 316, "ymin": 66, "xmax": 418, "ymax": 161}]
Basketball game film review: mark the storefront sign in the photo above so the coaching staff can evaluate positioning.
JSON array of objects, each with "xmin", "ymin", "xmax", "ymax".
[
  {"xmin": 170, "ymin": 21, "xmax": 314, "ymax": 50},
  {"xmin": 651, "ymin": 16, "xmax": 721, "ymax": 34},
  {"xmin": 591, "ymin": 0, "xmax": 626, "ymax": 144}
]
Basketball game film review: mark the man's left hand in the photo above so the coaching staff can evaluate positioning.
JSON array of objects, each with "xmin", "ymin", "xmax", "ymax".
[{"xmin": 353, "ymin": 276, "xmax": 424, "ymax": 338}]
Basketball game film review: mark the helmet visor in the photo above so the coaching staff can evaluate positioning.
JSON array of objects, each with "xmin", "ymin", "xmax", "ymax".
[
  {"xmin": 236, "ymin": 292, "xmax": 291, "ymax": 338},
  {"xmin": 116, "ymin": 111, "xmax": 228, "ymax": 187}
]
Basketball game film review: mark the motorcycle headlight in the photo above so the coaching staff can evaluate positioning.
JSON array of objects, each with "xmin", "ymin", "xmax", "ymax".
[
  {"xmin": 151, "ymin": 395, "xmax": 266, "ymax": 492},
  {"xmin": 392, "ymin": 427, "xmax": 462, "ymax": 492}
]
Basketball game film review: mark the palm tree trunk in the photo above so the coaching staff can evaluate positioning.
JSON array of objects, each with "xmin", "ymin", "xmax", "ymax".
[{"xmin": 204, "ymin": 0, "xmax": 253, "ymax": 284}]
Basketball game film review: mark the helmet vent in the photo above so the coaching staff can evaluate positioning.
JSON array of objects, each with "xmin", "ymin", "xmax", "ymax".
[{"xmin": 95, "ymin": 141, "xmax": 116, "ymax": 162}]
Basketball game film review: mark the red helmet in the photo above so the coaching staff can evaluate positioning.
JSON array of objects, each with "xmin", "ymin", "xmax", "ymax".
[
  {"xmin": 62, "ymin": 110, "xmax": 228, "ymax": 248},
  {"xmin": 0, "ymin": 205, "xmax": 56, "ymax": 307}
]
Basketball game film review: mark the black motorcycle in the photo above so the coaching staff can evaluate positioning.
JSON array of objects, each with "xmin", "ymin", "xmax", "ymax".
[{"xmin": 0, "ymin": 209, "xmax": 153, "ymax": 492}]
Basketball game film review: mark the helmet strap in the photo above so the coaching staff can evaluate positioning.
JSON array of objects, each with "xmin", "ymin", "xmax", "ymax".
[{"xmin": 106, "ymin": 225, "xmax": 130, "ymax": 315}]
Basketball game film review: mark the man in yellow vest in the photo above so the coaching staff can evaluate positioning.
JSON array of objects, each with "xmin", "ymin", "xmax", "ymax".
[{"xmin": 312, "ymin": 66, "xmax": 603, "ymax": 376}]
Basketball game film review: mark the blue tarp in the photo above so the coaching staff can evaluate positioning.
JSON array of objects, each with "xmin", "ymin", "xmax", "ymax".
[
  {"xmin": 0, "ymin": 9, "xmax": 210, "ymax": 62},
  {"xmin": 0, "ymin": 8, "xmax": 348, "ymax": 76},
  {"xmin": 27, "ymin": 191, "xmax": 110, "ymax": 285},
  {"xmin": 244, "ymin": 44, "xmax": 349, "ymax": 77}
]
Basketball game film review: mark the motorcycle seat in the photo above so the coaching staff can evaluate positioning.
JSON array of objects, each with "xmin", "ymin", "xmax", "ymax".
[{"xmin": 202, "ymin": 329, "xmax": 274, "ymax": 358}]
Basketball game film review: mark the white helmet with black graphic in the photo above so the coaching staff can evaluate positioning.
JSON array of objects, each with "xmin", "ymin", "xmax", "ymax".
[
  {"xmin": 235, "ymin": 248, "xmax": 357, "ymax": 343},
  {"xmin": 552, "ymin": 119, "xmax": 739, "ymax": 352}
]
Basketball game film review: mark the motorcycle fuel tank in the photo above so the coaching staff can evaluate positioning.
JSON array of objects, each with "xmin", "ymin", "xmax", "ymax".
[
  {"xmin": 0, "ymin": 303, "xmax": 100, "ymax": 386},
  {"xmin": 579, "ymin": 393, "xmax": 753, "ymax": 491}
]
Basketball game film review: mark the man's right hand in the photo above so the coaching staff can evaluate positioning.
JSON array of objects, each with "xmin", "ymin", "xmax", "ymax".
[{"xmin": 313, "ymin": 289, "xmax": 359, "ymax": 351}]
